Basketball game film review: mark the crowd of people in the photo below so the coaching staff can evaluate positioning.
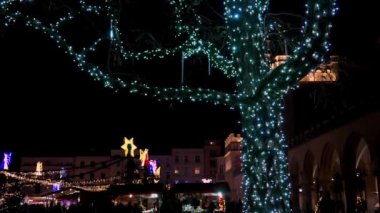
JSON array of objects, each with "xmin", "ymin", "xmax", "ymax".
[{"xmin": 1, "ymin": 192, "xmax": 243, "ymax": 213}]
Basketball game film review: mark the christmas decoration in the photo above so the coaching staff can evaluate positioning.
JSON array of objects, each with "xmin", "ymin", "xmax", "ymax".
[
  {"xmin": 35, "ymin": 161, "xmax": 43, "ymax": 176},
  {"xmin": 52, "ymin": 181, "xmax": 61, "ymax": 192},
  {"xmin": 218, "ymin": 193, "xmax": 225, "ymax": 212},
  {"xmin": 139, "ymin": 149, "xmax": 149, "ymax": 167},
  {"xmin": 121, "ymin": 137, "xmax": 137, "ymax": 157},
  {"xmin": 0, "ymin": 0, "xmax": 337, "ymax": 211},
  {"xmin": 1, "ymin": 153, "xmax": 12, "ymax": 171},
  {"xmin": 153, "ymin": 167, "xmax": 160, "ymax": 179}
]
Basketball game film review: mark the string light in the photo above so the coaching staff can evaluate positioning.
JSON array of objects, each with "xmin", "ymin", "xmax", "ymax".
[{"xmin": 0, "ymin": 0, "xmax": 337, "ymax": 211}]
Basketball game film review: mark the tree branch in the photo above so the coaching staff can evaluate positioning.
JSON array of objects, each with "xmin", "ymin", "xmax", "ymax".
[
  {"xmin": 6, "ymin": 10, "xmax": 236, "ymax": 106},
  {"xmin": 259, "ymin": 0, "xmax": 337, "ymax": 98},
  {"xmin": 121, "ymin": 80, "xmax": 236, "ymax": 106}
]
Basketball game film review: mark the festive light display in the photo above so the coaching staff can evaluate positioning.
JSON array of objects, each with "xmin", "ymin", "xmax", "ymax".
[
  {"xmin": 1, "ymin": 152, "xmax": 12, "ymax": 170},
  {"xmin": 52, "ymin": 181, "xmax": 61, "ymax": 192},
  {"xmin": 139, "ymin": 149, "xmax": 149, "ymax": 167},
  {"xmin": 0, "ymin": 0, "xmax": 337, "ymax": 211},
  {"xmin": 59, "ymin": 167, "xmax": 67, "ymax": 179},
  {"xmin": 121, "ymin": 137, "xmax": 137, "ymax": 157},
  {"xmin": 148, "ymin": 160, "xmax": 161, "ymax": 179},
  {"xmin": 35, "ymin": 161, "xmax": 43, "ymax": 176},
  {"xmin": 0, "ymin": 171, "xmax": 113, "ymax": 192},
  {"xmin": 154, "ymin": 167, "xmax": 160, "ymax": 179}
]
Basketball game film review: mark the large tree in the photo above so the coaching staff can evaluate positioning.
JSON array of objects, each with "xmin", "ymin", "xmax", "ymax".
[{"xmin": 0, "ymin": 0, "xmax": 336, "ymax": 211}]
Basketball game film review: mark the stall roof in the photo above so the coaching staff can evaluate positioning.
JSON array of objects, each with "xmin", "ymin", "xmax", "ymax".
[{"xmin": 171, "ymin": 182, "xmax": 230, "ymax": 194}]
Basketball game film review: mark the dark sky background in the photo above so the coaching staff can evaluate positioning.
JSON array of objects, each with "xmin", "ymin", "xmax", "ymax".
[{"xmin": 0, "ymin": 0, "xmax": 379, "ymax": 158}]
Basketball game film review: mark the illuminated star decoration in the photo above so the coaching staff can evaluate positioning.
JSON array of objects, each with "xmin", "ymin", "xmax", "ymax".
[
  {"xmin": 1, "ymin": 152, "xmax": 12, "ymax": 170},
  {"xmin": 59, "ymin": 167, "xmax": 67, "ymax": 179},
  {"xmin": 154, "ymin": 167, "xmax": 161, "ymax": 178},
  {"xmin": 139, "ymin": 149, "xmax": 149, "ymax": 167},
  {"xmin": 121, "ymin": 137, "xmax": 137, "ymax": 157},
  {"xmin": 52, "ymin": 182, "xmax": 61, "ymax": 192},
  {"xmin": 149, "ymin": 160, "xmax": 157, "ymax": 174},
  {"xmin": 35, "ymin": 161, "xmax": 43, "ymax": 176}
]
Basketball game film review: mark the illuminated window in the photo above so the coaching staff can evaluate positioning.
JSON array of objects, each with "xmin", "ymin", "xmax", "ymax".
[
  {"xmin": 174, "ymin": 168, "xmax": 179, "ymax": 174},
  {"xmin": 195, "ymin": 167, "xmax": 201, "ymax": 175}
]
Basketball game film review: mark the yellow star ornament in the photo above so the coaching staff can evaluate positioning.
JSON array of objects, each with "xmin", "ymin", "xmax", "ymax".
[
  {"xmin": 121, "ymin": 137, "xmax": 138, "ymax": 157},
  {"xmin": 154, "ymin": 167, "xmax": 161, "ymax": 178},
  {"xmin": 139, "ymin": 149, "xmax": 149, "ymax": 167}
]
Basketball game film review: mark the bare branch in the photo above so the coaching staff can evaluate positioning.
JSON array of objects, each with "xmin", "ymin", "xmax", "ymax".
[
  {"xmin": 120, "ymin": 80, "xmax": 236, "ymax": 106},
  {"xmin": 259, "ymin": 0, "xmax": 336, "ymax": 98}
]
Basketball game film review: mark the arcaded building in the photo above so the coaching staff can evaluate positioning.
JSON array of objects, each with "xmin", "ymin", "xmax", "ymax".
[{"xmin": 288, "ymin": 110, "xmax": 380, "ymax": 212}]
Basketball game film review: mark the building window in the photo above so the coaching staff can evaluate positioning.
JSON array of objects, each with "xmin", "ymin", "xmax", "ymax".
[
  {"xmin": 174, "ymin": 168, "xmax": 179, "ymax": 175},
  {"xmin": 102, "ymin": 162, "xmax": 106, "ymax": 168},
  {"xmin": 80, "ymin": 161, "xmax": 85, "ymax": 168},
  {"xmin": 194, "ymin": 167, "xmax": 201, "ymax": 175},
  {"xmin": 90, "ymin": 173, "xmax": 95, "ymax": 179},
  {"xmin": 80, "ymin": 174, "xmax": 84, "ymax": 179},
  {"xmin": 195, "ymin": 155, "xmax": 200, "ymax": 163},
  {"xmin": 90, "ymin": 161, "xmax": 95, "ymax": 168},
  {"xmin": 175, "ymin": 156, "xmax": 179, "ymax": 163},
  {"xmin": 219, "ymin": 165, "xmax": 225, "ymax": 174},
  {"xmin": 210, "ymin": 150, "xmax": 217, "ymax": 157},
  {"xmin": 210, "ymin": 159, "xmax": 217, "ymax": 168},
  {"xmin": 184, "ymin": 156, "xmax": 188, "ymax": 163}
]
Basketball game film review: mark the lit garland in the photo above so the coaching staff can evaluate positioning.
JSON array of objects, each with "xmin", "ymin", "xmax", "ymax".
[
  {"xmin": 0, "ymin": 0, "xmax": 337, "ymax": 211},
  {"xmin": 0, "ymin": 171, "xmax": 115, "ymax": 192}
]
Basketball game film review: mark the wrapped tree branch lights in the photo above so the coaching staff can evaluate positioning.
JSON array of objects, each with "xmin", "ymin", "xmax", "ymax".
[{"xmin": 0, "ymin": 0, "xmax": 337, "ymax": 211}]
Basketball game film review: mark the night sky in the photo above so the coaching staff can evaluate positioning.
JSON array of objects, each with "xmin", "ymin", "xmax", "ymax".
[{"xmin": 0, "ymin": 0, "xmax": 378, "ymax": 158}]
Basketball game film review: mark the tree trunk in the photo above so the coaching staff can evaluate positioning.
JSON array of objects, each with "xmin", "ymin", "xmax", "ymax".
[{"xmin": 240, "ymin": 100, "xmax": 291, "ymax": 212}]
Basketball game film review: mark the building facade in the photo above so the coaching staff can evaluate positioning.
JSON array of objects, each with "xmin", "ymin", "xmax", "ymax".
[
  {"xmin": 288, "ymin": 110, "xmax": 380, "ymax": 213},
  {"xmin": 19, "ymin": 140, "xmax": 226, "ymax": 187},
  {"xmin": 223, "ymin": 133, "xmax": 243, "ymax": 202}
]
